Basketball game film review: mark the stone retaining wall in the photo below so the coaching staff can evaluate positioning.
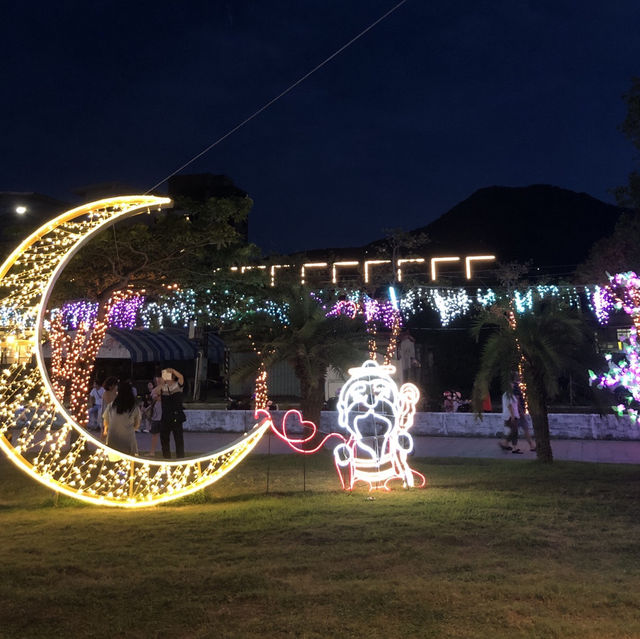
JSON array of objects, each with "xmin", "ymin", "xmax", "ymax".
[{"xmin": 184, "ymin": 410, "xmax": 640, "ymax": 440}]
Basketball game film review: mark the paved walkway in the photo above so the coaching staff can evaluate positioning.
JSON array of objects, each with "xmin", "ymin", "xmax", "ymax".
[{"xmin": 135, "ymin": 432, "xmax": 640, "ymax": 464}]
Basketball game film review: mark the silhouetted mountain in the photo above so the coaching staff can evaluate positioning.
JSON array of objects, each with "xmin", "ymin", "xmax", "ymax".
[{"xmin": 410, "ymin": 185, "xmax": 623, "ymax": 270}]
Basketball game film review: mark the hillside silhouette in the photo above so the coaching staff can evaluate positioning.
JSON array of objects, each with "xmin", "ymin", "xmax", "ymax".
[{"xmin": 406, "ymin": 185, "xmax": 623, "ymax": 270}]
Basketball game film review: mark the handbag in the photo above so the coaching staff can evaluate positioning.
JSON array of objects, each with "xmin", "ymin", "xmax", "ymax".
[{"xmin": 172, "ymin": 408, "xmax": 187, "ymax": 423}]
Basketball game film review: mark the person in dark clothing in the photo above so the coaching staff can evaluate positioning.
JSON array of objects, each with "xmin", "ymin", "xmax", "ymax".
[{"xmin": 153, "ymin": 367, "xmax": 186, "ymax": 458}]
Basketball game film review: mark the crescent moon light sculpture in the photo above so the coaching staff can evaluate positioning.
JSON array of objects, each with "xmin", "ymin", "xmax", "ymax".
[{"xmin": 0, "ymin": 196, "xmax": 272, "ymax": 508}]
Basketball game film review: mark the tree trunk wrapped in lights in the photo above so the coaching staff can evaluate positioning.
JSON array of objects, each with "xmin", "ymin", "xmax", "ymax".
[
  {"xmin": 47, "ymin": 291, "xmax": 132, "ymax": 427},
  {"xmin": 232, "ymin": 288, "xmax": 369, "ymax": 430}
]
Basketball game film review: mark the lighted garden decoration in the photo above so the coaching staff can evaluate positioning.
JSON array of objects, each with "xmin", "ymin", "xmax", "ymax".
[
  {"xmin": 268, "ymin": 359, "xmax": 426, "ymax": 490},
  {"xmin": 0, "ymin": 197, "xmax": 273, "ymax": 507},
  {"xmin": 590, "ymin": 272, "xmax": 640, "ymax": 422}
]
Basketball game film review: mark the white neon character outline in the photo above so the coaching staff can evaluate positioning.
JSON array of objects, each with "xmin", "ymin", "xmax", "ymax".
[{"xmin": 334, "ymin": 360, "xmax": 425, "ymax": 490}]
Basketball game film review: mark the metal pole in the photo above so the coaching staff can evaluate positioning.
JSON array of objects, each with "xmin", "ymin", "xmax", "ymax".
[
  {"xmin": 224, "ymin": 349, "xmax": 230, "ymax": 402},
  {"xmin": 266, "ymin": 428, "xmax": 271, "ymax": 494},
  {"xmin": 193, "ymin": 352, "xmax": 202, "ymax": 401}
]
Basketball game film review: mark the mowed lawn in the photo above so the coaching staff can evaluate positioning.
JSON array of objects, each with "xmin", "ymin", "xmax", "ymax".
[{"xmin": 1, "ymin": 452, "xmax": 639, "ymax": 639}]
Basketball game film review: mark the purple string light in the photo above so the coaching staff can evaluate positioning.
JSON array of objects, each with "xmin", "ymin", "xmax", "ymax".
[
  {"xmin": 327, "ymin": 297, "xmax": 401, "ymax": 329},
  {"xmin": 58, "ymin": 295, "xmax": 145, "ymax": 330}
]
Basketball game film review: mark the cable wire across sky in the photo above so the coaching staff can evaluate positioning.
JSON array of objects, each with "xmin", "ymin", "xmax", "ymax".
[{"xmin": 146, "ymin": 0, "xmax": 408, "ymax": 194}]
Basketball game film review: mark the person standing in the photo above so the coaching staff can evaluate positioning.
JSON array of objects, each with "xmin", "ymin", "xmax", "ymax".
[
  {"xmin": 155, "ymin": 367, "xmax": 186, "ymax": 459},
  {"xmin": 99, "ymin": 376, "xmax": 118, "ymax": 439},
  {"xmin": 513, "ymin": 382, "xmax": 536, "ymax": 452},
  {"xmin": 139, "ymin": 384, "xmax": 153, "ymax": 434},
  {"xmin": 88, "ymin": 380, "xmax": 104, "ymax": 430},
  {"xmin": 103, "ymin": 380, "xmax": 141, "ymax": 455},
  {"xmin": 397, "ymin": 330, "xmax": 419, "ymax": 385},
  {"xmin": 101, "ymin": 377, "xmax": 118, "ymax": 411},
  {"xmin": 500, "ymin": 389, "xmax": 522, "ymax": 453},
  {"xmin": 148, "ymin": 381, "xmax": 162, "ymax": 456}
]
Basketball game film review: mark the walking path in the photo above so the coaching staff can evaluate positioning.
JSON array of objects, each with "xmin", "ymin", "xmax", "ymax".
[{"xmin": 136, "ymin": 432, "xmax": 640, "ymax": 464}]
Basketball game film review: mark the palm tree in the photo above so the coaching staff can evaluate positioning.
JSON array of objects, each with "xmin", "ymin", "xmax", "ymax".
[
  {"xmin": 233, "ymin": 288, "xmax": 369, "ymax": 426},
  {"xmin": 471, "ymin": 302, "xmax": 591, "ymax": 462}
]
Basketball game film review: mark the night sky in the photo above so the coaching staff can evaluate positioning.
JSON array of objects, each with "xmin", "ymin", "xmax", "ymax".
[{"xmin": 3, "ymin": 1, "xmax": 639, "ymax": 254}]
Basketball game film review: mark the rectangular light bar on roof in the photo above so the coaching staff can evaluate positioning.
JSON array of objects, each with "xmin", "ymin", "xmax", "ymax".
[
  {"xmin": 300, "ymin": 262, "xmax": 328, "ymax": 285},
  {"xmin": 243, "ymin": 254, "xmax": 497, "ymax": 286},
  {"xmin": 396, "ymin": 257, "xmax": 425, "ymax": 282},
  {"xmin": 465, "ymin": 255, "xmax": 496, "ymax": 279},
  {"xmin": 332, "ymin": 261, "xmax": 360, "ymax": 284},
  {"xmin": 364, "ymin": 259, "xmax": 390, "ymax": 283},
  {"xmin": 430, "ymin": 256, "xmax": 460, "ymax": 281}
]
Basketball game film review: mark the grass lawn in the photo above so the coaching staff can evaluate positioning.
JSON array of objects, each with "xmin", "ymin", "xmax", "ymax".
[{"xmin": 1, "ymin": 452, "xmax": 639, "ymax": 638}]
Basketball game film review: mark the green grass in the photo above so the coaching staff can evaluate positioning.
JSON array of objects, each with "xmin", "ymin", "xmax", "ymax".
[{"xmin": 1, "ymin": 453, "xmax": 639, "ymax": 638}]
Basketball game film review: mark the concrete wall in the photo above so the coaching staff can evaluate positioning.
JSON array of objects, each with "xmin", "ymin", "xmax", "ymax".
[{"xmin": 184, "ymin": 410, "xmax": 640, "ymax": 440}]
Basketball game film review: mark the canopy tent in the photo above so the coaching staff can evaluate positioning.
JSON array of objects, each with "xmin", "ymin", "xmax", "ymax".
[
  {"xmin": 42, "ymin": 328, "xmax": 226, "ymax": 364},
  {"xmin": 106, "ymin": 328, "xmax": 198, "ymax": 363}
]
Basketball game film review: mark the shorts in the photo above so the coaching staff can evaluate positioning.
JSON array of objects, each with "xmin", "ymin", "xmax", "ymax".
[{"xmin": 150, "ymin": 420, "xmax": 161, "ymax": 435}]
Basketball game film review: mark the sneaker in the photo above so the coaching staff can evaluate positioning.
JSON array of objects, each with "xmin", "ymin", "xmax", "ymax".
[
  {"xmin": 499, "ymin": 442, "xmax": 512, "ymax": 451},
  {"xmin": 512, "ymin": 448, "xmax": 524, "ymax": 454}
]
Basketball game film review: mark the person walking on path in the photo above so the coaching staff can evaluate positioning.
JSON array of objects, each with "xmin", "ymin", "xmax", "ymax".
[
  {"xmin": 512, "ymin": 382, "xmax": 536, "ymax": 452},
  {"xmin": 500, "ymin": 389, "xmax": 523, "ymax": 453}
]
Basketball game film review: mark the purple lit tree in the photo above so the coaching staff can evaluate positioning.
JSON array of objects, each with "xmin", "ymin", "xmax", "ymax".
[{"xmin": 589, "ymin": 272, "xmax": 640, "ymax": 422}]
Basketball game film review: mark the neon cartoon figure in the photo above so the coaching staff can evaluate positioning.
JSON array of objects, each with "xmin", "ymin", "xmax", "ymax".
[{"xmin": 332, "ymin": 360, "xmax": 425, "ymax": 490}]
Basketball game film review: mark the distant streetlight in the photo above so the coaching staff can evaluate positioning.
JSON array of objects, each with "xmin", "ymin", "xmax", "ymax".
[{"xmin": 15, "ymin": 206, "xmax": 27, "ymax": 215}]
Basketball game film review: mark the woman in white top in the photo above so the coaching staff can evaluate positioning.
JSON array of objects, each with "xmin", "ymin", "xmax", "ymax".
[
  {"xmin": 499, "ymin": 390, "xmax": 521, "ymax": 453},
  {"xmin": 103, "ymin": 380, "xmax": 141, "ymax": 455}
]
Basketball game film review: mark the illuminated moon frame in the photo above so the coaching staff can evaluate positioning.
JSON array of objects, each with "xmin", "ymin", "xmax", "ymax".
[{"xmin": 0, "ymin": 196, "xmax": 271, "ymax": 508}]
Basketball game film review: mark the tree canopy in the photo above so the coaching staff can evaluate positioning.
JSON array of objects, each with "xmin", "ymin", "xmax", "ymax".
[
  {"xmin": 575, "ymin": 211, "xmax": 640, "ymax": 283},
  {"xmin": 613, "ymin": 76, "xmax": 640, "ymax": 210},
  {"xmin": 576, "ymin": 77, "xmax": 640, "ymax": 282},
  {"xmin": 229, "ymin": 287, "xmax": 368, "ymax": 425},
  {"xmin": 50, "ymin": 195, "xmax": 256, "ymax": 318},
  {"xmin": 471, "ymin": 302, "xmax": 594, "ymax": 462}
]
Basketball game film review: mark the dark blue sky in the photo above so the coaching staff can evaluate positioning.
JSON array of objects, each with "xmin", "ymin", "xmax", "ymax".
[{"xmin": 3, "ymin": 1, "xmax": 639, "ymax": 254}]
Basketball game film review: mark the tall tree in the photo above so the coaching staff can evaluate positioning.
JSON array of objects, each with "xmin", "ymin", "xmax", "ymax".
[
  {"xmin": 576, "ymin": 211, "xmax": 640, "ymax": 284},
  {"xmin": 577, "ymin": 78, "xmax": 640, "ymax": 283},
  {"xmin": 372, "ymin": 227, "xmax": 429, "ymax": 285},
  {"xmin": 471, "ymin": 303, "xmax": 591, "ymax": 463},
  {"xmin": 613, "ymin": 76, "xmax": 640, "ymax": 210},
  {"xmin": 52, "ymin": 195, "xmax": 254, "ymax": 312},
  {"xmin": 48, "ymin": 195, "xmax": 254, "ymax": 423},
  {"xmin": 231, "ymin": 288, "xmax": 368, "ymax": 426}
]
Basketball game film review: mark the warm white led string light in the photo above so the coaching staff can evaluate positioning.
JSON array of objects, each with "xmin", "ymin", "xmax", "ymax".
[{"xmin": 0, "ymin": 196, "xmax": 272, "ymax": 508}]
